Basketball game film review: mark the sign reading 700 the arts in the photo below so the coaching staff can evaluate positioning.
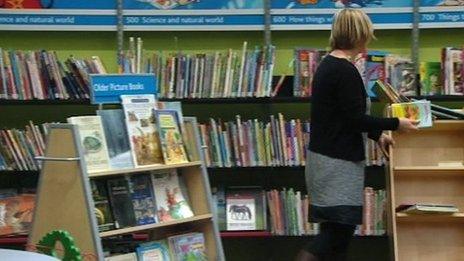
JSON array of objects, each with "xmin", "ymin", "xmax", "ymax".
[{"xmin": 0, "ymin": 0, "xmax": 462, "ymax": 30}]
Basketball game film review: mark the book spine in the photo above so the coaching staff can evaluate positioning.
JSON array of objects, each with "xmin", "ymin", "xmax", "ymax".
[{"xmin": 363, "ymin": 187, "xmax": 375, "ymax": 236}]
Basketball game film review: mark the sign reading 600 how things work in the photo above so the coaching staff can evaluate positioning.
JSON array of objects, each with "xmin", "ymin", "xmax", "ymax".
[
  {"xmin": 0, "ymin": 0, "xmax": 462, "ymax": 30},
  {"xmin": 0, "ymin": 0, "xmax": 264, "ymax": 30},
  {"xmin": 271, "ymin": 0, "xmax": 464, "ymax": 30}
]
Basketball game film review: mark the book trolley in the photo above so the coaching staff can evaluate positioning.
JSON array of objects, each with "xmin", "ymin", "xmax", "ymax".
[
  {"xmin": 388, "ymin": 120, "xmax": 464, "ymax": 261},
  {"xmin": 27, "ymin": 117, "xmax": 225, "ymax": 260}
]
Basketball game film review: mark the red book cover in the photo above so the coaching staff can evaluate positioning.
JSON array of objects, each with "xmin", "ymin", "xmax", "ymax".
[{"xmin": 0, "ymin": 194, "xmax": 35, "ymax": 236}]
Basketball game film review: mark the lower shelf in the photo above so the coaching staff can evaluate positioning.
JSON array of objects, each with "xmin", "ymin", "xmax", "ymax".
[
  {"xmin": 219, "ymin": 231, "xmax": 388, "ymax": 238},
  {"xmin": 100, "ymin": 213, "xmax": 213, "ymax": 238}
]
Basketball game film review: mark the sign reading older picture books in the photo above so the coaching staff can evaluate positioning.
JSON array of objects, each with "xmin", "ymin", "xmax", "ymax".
[{"xmin": 121, "ymin": 94, "xmax": 164, "ymax": 167}]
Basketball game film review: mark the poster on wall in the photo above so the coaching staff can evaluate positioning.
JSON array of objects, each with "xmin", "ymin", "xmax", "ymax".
[{"xmin": 0, "ymin": 0, "xmax": 264, "ymax": 30}]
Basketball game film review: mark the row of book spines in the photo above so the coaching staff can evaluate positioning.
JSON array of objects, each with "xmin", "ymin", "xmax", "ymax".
[
  {"xmin": 199, "ymin": 116, "xmax": 310, "ymax": 168},
  {"xmin": 267, "ymin": 189, "xmax": 319, "ymax": 236},
  {"xmin": 0, "ymin": 49, "xmax": 105, "ymax": 100},
  {"xmin": 357, "ymin": 188, "xmax": 387, "ymax": 236},
  {"xmin": 0, "ymin": 123, "xmax": 47, "ymax": 171},
  {"xmin": 149, "ymin": 46, "xmax": 276, "ymax": 99},
  {"xmin": 293, "ymin": 49, "xmax": 325, "ymax": 98},
  {"xmin": 365, "ymin": 139, "xmax": 386, "ymax": 167}
]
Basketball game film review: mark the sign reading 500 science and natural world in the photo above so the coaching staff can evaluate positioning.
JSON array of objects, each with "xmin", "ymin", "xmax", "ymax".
[{"xmin": 0, "ymin": 0, "xmax": 462, "ymax": 30}]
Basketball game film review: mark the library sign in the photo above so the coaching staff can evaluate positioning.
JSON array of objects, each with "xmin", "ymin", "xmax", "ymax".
[
  {"xmin": 0, "ymin": 0, "xmax": 463, "ymax": 30},
  {"xmin": 90, "ymin": 74, "xmax": 157, "ymax": 104}
]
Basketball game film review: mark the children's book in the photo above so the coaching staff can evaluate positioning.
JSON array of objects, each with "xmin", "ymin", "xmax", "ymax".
[
  {"xmin": 129, "ymin": 174, "xmax": 158, "ymax": 225},
  {"xmin": 105, "ymin": 253, "xmax": 137, "ymax": 261},
  {"xmin": 121, "ymin": 95, "xmax": 164, "ymax": 167},
  {"xmin": 168, "ymin": 233, "xmax": 207, "ymax": 261},
  {"xmin": 67, "ymin": 116, "xmax": 110, "ymax": 173},
  {"xmin": 420, "ymin": 62, "xmax": 442, "ymax": 95},
  {"xmin": 136, "ymin": 240, "xmax": 171, "ymax": 261},
  {"xmin": 155, "ymin": 110, "xmax": 189, "ymax": 165},
  {"xmin": 107, "ymin": 177, "xmax": 136, "ymax": 228},
  {"xmin": 226, "ymin": 187, "xmax": 266, "ymax": 231},
  {"xmin": 151, "ymin": 170, "xmax": 194, "ymax": 222},
  {"xmin": 97, "ymin": 109, "xmax": 134, "ymax": 170},
  {"xmin": 391, "ymin": 100, "xmax": 433, "ymax": 128},
  {"xmin": 90, "ymin": 179, "xmax": 115, "ymax": 232},
  {"xmin": 0, "ymin": 194, "xmax": 35, "ymax": 236}
]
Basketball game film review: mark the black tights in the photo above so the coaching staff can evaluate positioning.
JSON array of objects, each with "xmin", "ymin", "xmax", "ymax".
[{"xmin": 303, "ymin": 222, "xmax": 355, "ymax": 261}]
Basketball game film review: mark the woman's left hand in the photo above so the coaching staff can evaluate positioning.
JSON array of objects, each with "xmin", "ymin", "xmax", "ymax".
[{"xmin": 378, "ymin": 133, "xmax": 395, "ymax": 159}]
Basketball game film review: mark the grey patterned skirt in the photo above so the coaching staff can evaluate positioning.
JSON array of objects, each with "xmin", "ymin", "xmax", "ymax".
[{"xmin": 305, "ymin": 150, "xmax": 365, "ymax": 225}]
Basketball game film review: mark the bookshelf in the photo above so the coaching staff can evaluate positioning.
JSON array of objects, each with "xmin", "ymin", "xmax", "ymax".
[
  {"xmin": 27, "ymin": 121, "xmax": 225, "ymax": 260},
  {"xmin": 388, "ymin": 120, "xmax": 464, "ymax": 261}
]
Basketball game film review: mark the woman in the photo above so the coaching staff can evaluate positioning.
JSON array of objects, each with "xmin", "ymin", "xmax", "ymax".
[{"xmin": 296, "ymin": 9, "xmax": 418, "ymax": 261}]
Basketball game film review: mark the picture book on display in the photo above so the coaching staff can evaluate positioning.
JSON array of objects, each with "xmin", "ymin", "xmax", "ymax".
[
  {"xmin": 107, "ymin": 177, "xmax": 136, "ymax": 228},
  {"xmin": 155, "ymin": 110, "xmax": 189, "ymax": 165},
  {"xmin": 121, "ymin": 95, "xmax": 164, "ymax": 167},
  {"xmin": 420, "ymin": 62, "xmax": 442, "ymax": 95},
  {"xmin": 129, "ymin": 174, "xmax": 158, "ymax": 225},
  {"xmin": 0, "ymin": 194, "xmax": 35, "ymax": 236},
  {"xmin": 90, "ymin": 179, "xmax": 115, "ymax": 232},
  {"xmin": 391, "ymin": 100, "xmax": 433, "ymax": 128},
  {"xmin": 226, "ymin": 187, "xmax": 266, "ymax": 231},
  {"xmin": 67, "ymin": 116, "xmax": 110, "ymax": 173},
  {"xmin": 151, "ymin": 170, "xmax": 194, "ymax": 222},
  {"xmin": 97, "ymin": 109, "xmax": 134, "ymax": 170},
  {"xmin": 136, "ymin": 240, "xmax": 170, "ymax": 261},
  {"xmin": 168, "ymin": 233, "xmax": 207, "ymax": 261},
  {"xmin": 105, "ymin": 252, "xmax": 137, "ymax": 261}
]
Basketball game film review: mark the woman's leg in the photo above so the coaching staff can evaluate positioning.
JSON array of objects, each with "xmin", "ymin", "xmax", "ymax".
[{"xmin": 295, "ymin": 222, "xmax": 355, "ymax": 261}]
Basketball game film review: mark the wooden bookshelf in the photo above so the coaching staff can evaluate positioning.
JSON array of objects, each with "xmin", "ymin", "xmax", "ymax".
[
  {"xmin": 28, "ymin": 120, "xmax": 225, "ymax": 260},
  {"xmin": 88, "ymin": 161, "xmax": 202, "ymax": 178},
  {"xmin": 100, "ymin": 214, "xmax": 213, "ymax": 238},
  {"xmin": 388, "ymin": 120, "xmax": 464, "ymax": 261}
]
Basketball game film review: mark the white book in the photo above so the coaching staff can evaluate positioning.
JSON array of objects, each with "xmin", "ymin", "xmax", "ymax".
[
  {"xmin": 121, "ymin": 94, "xmax": 164, "ymax": 167},
  {"xmin": 67, "ymin": 116, "xmax": 110, "ymax": 173}
]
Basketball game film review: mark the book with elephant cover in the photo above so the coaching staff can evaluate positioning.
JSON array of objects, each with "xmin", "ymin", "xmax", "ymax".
[
  {"xmin": 121, "ymin": 94, "xmax": 164, "ymax": 167},
  {"xmin": 226, "ymin": 186, "xmax": 266, "ymax": 231},
  {"xmin": 67, "ymin": 115, "xmax": 110, "ymax": 173}
]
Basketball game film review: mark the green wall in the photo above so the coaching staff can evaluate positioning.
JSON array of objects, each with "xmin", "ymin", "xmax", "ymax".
[{"xmin": 1, "ymin": 28, "xmax": 464, "ymax": 75}]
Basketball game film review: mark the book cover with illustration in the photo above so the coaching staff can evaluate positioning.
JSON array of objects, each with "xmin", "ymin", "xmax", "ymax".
[
  {"xmin": 121, "ymin": 95, "xmax": 164, "ymax": 167},
  {"xmin": 168, "ymin": 233, "xmax": 207, "ymax": 261},
  {"xmin": 104, "ymin": 253, "xmax": 137, "ymax": 261},
  {"xmin": 136, "ymin": 240, "xmax": 170, "ymax": 261},
  {"xmin": 391, "ymin": 100, "xmax": 432, "ymax": 128},
  {"xmin": 151, "ymin": 170, "xmax": 194, "ymax": 222},
  {"xmin": 90, "ymin": 179, "xmax": 115, "ymax": 232},
  {"xmin": 129, "ymin": 174, "xmax": 158, "ymax": 225},
  {"xmin": 155, "ymin": 110, "xmax": 189, "ymax": 165},
  {"xmin": 97, "ymin": 109, "xmax": 134, "ymax": 170},
  {"xmin": 420, "ymin": 62, "xmax": 442, "ymax": 95},
  {"xmin": 107, "ymin": 177, "xmax": 136, "ymax": 228},
  {"xmin": 0, "ymin": 194, "xmax": 35, "ymax": 236},
  {"xmin": 67, "ymin": 116, "xmax": 110, "ymax": 173},
  {"xmin": 226, "ymin": 187, "xmax": 266, "ymax": 231},
  {"xmin": 365, "ymin": 51, "xmax": 388, "ymax": 97}
]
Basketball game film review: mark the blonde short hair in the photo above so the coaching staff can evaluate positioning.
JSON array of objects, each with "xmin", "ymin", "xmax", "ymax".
[{"xmin": 329, "ymin": 9, "xmax": 375, "ymax": 50}]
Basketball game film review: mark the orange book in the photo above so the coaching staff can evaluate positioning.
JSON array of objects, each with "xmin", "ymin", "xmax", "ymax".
[{"xmin": 0, "ymin": 194, "xmax": 35, "ymax": 236}]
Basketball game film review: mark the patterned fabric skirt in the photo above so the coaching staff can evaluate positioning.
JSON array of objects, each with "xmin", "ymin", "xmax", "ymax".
[{"xmin": 305, "ymin": 150, "xmax": 365, "ymax": 225}]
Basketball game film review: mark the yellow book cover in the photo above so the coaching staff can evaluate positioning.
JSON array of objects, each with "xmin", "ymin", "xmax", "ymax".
[
  {"xmin": 155, "ymin": 110, "xmax": 188, "ymax": 165},
  {"xmin": 391, "ymin": 100, "xmax": 432, "ymax": 128}
]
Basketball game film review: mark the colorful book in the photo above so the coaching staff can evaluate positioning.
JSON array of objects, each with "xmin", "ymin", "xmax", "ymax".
[
  {"xmin": 151, "ymin": 170, "xmax": 194, "ymax": 222},
  {"xmin": 97, "ymin": 109, "xmax": 134, "ymax": 170},
  {"xmin": 136, "ymin": 240, "xmax": 170, "ymax": 261},
  {"xmin": 67, "ymin": 116, "xmax": 110, "ymax": 173},
  {"xmin": 0, "ymin": 194, "xmax": 35, "ymax": 236},
  {"xmin": 129, "ymin": 174, "xmax": 158, "ymax": 225},
  {"xmin": 366, "ymin": 51, "xmax": 387, "ymax": 97},
  {"xmin": 168, "ymin": 233, "xmax": 207, "ymax": 261},
  {"xmin": 391, "ymin": 100, "xmax": 433, "ymax": 128},
  {"xmin": 121, "ymin": 95, "xmax": 164, "ymax": 167},
  {"xmin": 226, "ymin": 187, "xmax": 266, "ymax": 231},
  {"xmin": 105, "ymin": 253, "xmax": 137, "ymax": 261},
  {"xmin": 154, "ymin": 110, "xmax": 188, "ymax": 165},
  {"xmin": 107, "ymin": 177, "xmax": 136, "ymax": 228},
  {"xmin": 420, "ymin": 62, "xmax": 443, "ymax": 95},
  {"xmin": 90, "ymin": 179, "xmax": 115, "ymax": 232}
]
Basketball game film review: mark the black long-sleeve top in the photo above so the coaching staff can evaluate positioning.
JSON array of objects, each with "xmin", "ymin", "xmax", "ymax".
[{"xmin": 309, "ymin": 55, "xmax": 399, "ymax": 162}]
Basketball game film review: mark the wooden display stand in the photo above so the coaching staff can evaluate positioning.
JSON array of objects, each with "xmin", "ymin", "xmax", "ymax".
[
  {"xmin": 388, "ymin": 120, "xmax": 464, "ymax": 261},
  {"xmin": 28, "ymin": 117, "xmax": 225, "ymax": 260}
]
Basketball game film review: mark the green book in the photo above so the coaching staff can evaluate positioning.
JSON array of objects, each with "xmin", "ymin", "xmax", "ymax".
[{"xmin": 420, "ymin": 62, "xmax": 442, "ymax": 95}]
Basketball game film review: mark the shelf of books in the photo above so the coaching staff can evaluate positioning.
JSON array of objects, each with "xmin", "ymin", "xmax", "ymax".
[
  {"xmin": 389, "ymin": 120, "xmax": 464, "ymax": 261},
  {"xmin": 26, "ymin": 99, "xmax": 225, "ymax": 260}
]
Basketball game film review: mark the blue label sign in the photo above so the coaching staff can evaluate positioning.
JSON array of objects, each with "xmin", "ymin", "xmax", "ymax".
[{"xmin": 90, "ymin": 74, "xmax": 157, "ymax": 104}]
